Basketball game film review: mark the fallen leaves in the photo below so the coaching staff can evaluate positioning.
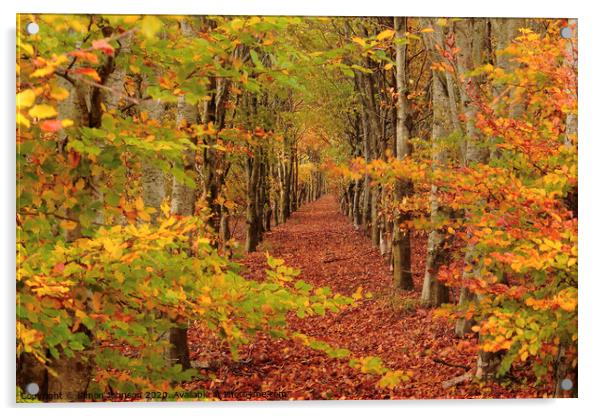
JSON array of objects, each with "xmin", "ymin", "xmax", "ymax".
[{"xmin": 184, "ymin": 196, "xmax": 550, "ymax": 399}]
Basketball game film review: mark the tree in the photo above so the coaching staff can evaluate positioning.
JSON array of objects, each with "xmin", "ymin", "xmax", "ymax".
[{"xmin": 392, "ymin": 17, "xmax": 414, "ymax": 291}]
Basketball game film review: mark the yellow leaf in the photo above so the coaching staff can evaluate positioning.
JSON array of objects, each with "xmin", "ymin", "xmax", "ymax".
[
  {"xmin": 230, "ymin": 18, "xmax": 244, "ymax": 31},
  {"xmin": 16, "ymin": 113, "xmax": 30, "ymax": 128},
  {"xmin": 17, "ymin": 89, "xmax": 36, "ymax": 109},
  {"xmin": 123, "ymin": 15, "xmax": 140, "ymax": 24},
  {"xmin": 160, "ymin": 200, "xmax": 171, "ymax": 217},
  {"xmin": 60, "ymin": 220, "xmax": 78, "ymax": 231},
  {"xmin": 134, "ymin": 197, "xmax": 145, "ymax": 211},
  {"xmin": 376, "ymin": 29, "xmax": 395, "ymax": 41},
  {"xmin": 352, "ymin": 286, "xmax": 363, "ymax": 301},
  {"xmin": 352, "ymin": 36, "xmax": 366, "ymax": 47},
  {"xmin": 18, "ymin": 40, "xmax": 34, "ymax": 57},
  {"xmin": 482, "ymin": 63, "xmax": 494, "ymax": 73},
  {"xmin": 421, "ymin": 27, "xmax": 435, "ymax": 33},
  {"xmin": 50, "ymin": 85, "xmax": 70, "ymax": 101},
  {"xmin": 92, "ymin": 292, "xmax": 103, "ymax": 312},
  {"xmin": 138, "ymin": 210, "xmax": 151, "ymax": 222},
  {"xmin": 61, "ymin": 119, "xmax": 74, "ymax": 128},
  {"xmin": 28, "ymin": 104, "xmax": 57, "ymax": 119},
  {"xmin": 140, "ymin": 16, "xmax": 162, "ymax": 39},
  {"xmin": 31, "ymin": 65, "xmax": 55, "ymax": 78},
  {"xmin": 75, "ymin": 178, "xmax": 86, "ymax": 190},
  {"xmin": 384, "ymin": 63, "xmax": 394, "ymax": 71}
]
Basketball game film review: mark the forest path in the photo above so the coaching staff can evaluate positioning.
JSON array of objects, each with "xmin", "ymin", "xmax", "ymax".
[{"xmin": 186, "ymin": 196, "xmax": 534, "ymax": 399}]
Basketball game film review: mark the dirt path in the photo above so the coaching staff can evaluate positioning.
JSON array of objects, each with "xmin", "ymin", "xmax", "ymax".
[{"xmin": 186, "ymin": 196, "xmax": 542, "ymax": 400}]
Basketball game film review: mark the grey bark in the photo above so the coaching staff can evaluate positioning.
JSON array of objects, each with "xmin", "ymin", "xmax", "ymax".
[
  {"xmin": 392, "ymin": 16, "xmax": 414, "ymax": 291},
  {"xmin": 421, "ymin": 68, "xmax": 451, "ymax": 307}
]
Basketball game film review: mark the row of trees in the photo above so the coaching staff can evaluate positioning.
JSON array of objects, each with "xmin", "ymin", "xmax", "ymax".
[
  {"xmin": 16, "ymin": 14, "xmax": 577, "ymax": 399},
  {"xmin": 328, "ymin": 17, "xmax": 577, "ymax": 394},
  {"xmin": 16, "ymin": 15, "xmax": 365, "ymax": 401}
]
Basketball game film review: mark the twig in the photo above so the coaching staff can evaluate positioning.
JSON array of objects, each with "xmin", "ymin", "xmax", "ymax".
[
  {"xmin": 323, "ymin": 256, "xmax": 352, "ymax": 264},
  {"xmin": 433, "ymin": 357, "xmax": 471, "ymax": 371}
]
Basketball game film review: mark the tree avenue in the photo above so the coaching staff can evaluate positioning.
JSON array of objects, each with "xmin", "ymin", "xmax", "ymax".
[{"xmin": 16, "ymin": 15, "xmax": 577, "ymax": 401}]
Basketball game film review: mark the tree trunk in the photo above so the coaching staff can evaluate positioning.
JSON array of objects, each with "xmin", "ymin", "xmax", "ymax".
[
  {"xmin": 392, "ymin": 16, "xmax": 414, "ymax": 291},
  {"xmin": 167, "ymin": 93, "xmax": 197, "ymax": 371},
  {"xmin": 245, "ymin": 153, "xmax": 261, "ymax": 253},
  {"xmin": 421, "ymin": 69, "xmax": 451, "ymax": 307},
  {"xmin": 452, "ymin": 18, "xmax": 490, "ymax": 338}
]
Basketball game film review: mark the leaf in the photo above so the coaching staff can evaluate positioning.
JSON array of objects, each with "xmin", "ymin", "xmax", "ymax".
[
  {"xmin": 68, "ymin": 50, "xmax": 99, "ymax": 64},
  {"xmin": 50, "ymin": 85, "xmax": 70, "ymax": 101},
  {"xmin": 28, "ymin": 104, "xmax": 57, "ymax": 120},
  {"xmin": 421, "ymin": 27, "xmax": 435, "ymax": 33},
  {"xmin": 31, "ymin": 65, "xmax": 55, "ymax": 78},
  {"xmin": 17, "ymin": 89, "xmax": 36, "ymax": 109},
  {"xmin": 376, "ymin": 29, "xmax": 395, "ymax": 41},
  {"xmin": 16, "ymin": 113, "xmax": 30, "ymax": 128},
  {"xmin": 72, "ymin": 68, "xmax": 101, "ymax": 82},
  {"xmin": 134, "ymin": 197, "xmax": 145, "ymax": 212},
  {"xmin": 352, "ymin": 36, "xmax": 366, "ymax": 47},
  {"xmin": 60, "ymin": 220, "xmax": 78, "ymax": 231},
  {"xmin": 92, "ymin": 39, "xmax": 114, "ymax": 55},
  {"xmin": 40, "ymin": 119, "xmax": 63, "ymax": 132},
  {"xmin": 140, "ymin": 16, "xmax": 162, "ymax": 39}
]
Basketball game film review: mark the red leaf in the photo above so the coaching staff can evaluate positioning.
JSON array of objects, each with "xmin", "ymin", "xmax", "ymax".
[
  {"xmin": 53, "ymin": 262, "xmax": 65, "ymax": 274},
  {"xmin": 68, "ymin": 151, "xmax": 81, "ymax": 168},
  {"xmin": 40, "ymin": 119, "xmax": 62, "ymax": 132},
  {"xmin": 92, "ymin": 39, "xmax": 114, "ymax": 56}
]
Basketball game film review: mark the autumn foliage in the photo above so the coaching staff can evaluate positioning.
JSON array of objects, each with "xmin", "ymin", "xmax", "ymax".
[{"xmin": 16, "ymin": 14, "xmax": 576, "ymax": 401}]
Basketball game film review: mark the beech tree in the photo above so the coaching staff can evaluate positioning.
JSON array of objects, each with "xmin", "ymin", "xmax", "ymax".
[{"xmin": 16, "ymin": 14, "xmax": 577, "ymax": 401}]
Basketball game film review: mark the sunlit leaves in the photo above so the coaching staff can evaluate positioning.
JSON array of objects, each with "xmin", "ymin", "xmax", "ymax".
[
  {"xmin": 376, "ymin": 29, "xmax": 395, "ymax": 41},
  {"xmin": 17, "ymin": 89, "xmax": 36, "ymax": 108},
  {"xmin": 329, "ymin": 20, "xmax": 577, "ymax": 385},
  {"xmin": 28, "ymin": 104, "xmax": 57, "ymax": 119},
  {"xmin": 140, "ymin": 15, "xmax": 163, "ymax": 39}
]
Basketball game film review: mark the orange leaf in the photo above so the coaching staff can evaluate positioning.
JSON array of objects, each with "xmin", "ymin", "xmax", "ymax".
[
  {"xmin": 73, "ymin": 67, "xmax": 101, "ymax": 82},
  {"xmin": 68, "ymin": 50, "xmax": 99, "ymax": 64},
  {"xmin": 40, "ymin": 119, "xmax": 63, "ymax": 132}
]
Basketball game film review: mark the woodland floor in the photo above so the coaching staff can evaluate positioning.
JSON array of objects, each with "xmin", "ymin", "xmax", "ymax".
[{"xmin": 185, "ymin": 196, "xmax": 549, "ymax": 400}]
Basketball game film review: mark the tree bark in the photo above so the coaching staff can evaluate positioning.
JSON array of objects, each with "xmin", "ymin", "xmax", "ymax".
[
  {"xmin": 167, "ymin": 92, "xmax": 197, "ymax": 371},
  {"xmin": 392, "ymin": 16, "xmax": 414, "ymax": 291},
  {"xmin": 421, "ymin": 69, "xmax": 451, "ymax": 307}
]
